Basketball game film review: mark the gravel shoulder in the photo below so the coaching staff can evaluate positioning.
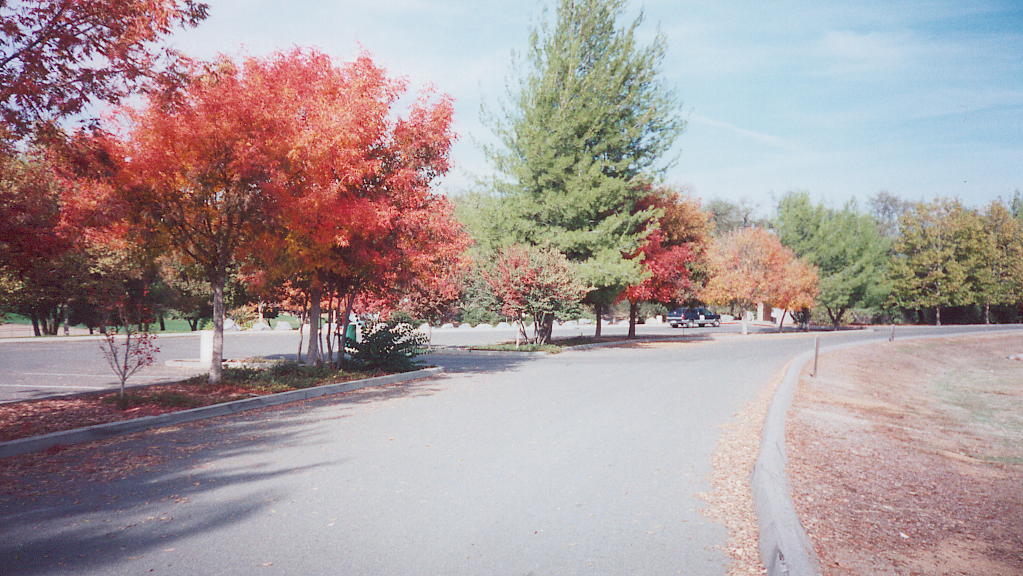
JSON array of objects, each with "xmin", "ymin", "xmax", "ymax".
[{"xmin": 786, "ymin": 333, "xmax": 1023, "ymax": 575}]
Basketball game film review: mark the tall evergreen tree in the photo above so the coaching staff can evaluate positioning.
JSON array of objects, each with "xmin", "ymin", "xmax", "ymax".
[{"xmin": 487, "ymin": 0, "xmax": 683, "ymax": 335}]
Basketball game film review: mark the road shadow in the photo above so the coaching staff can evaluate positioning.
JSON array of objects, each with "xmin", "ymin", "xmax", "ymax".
[
  {"xmin": 0, "ymin": 410, "xmax": 340, "ymax": 574},
  {"xmin": 0, "ymin": 369, "xmax": 461, "ymax": 575},
  {"xmin": 419, "ymin": 351, "xmax": 536, "ymax": 374}
]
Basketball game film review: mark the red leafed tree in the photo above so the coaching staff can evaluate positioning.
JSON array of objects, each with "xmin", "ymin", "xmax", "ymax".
[
  {"xmin": 240, "ymin": 49, "xmax": 462, "ymax": 366},
  {"xmin": 0, "ymin": 0, "xmax": 207, "ymax": 140},
  {"xmin": 98, "ymin": 293, "xmax": 160, "ymax": 409},
  {"xmin": 119, "ymin": 57, "xmax": 284, "ymax": 385},
  {"xmin": 623, "ymin": 189, "xmax": 712, "ymax": 337},
  {"xmin": 485, "ymin": 244, "xmax": 585, "ymax": 345},
  {"xmin": 0, "ymin": 129, "xmax": 143, "ymax": 335},
  {"xmin": 0, "ymin": 150, "xmax": 76, "ymax": 333},
  {"xmin": 366, "ymin": 205, "xmax": 471, "ymax": 329}
]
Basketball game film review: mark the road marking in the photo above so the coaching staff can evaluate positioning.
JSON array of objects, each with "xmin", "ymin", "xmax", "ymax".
[{"xmin": 0, "ymin": 383, "xmax": 108, "ymax": 390}]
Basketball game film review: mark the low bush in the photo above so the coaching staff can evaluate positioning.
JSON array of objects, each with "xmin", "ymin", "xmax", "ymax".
[{"xmin": 348, "ymin": 322, "xmax": 430, "ymax": 371}]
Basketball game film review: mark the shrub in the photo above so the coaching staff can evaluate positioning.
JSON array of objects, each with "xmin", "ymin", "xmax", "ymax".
[{"xmin": 348, "ymin": 322, "xmax": 430, "ymax": 371}]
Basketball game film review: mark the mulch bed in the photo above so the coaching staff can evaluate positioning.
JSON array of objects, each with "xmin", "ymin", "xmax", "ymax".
[{"xmin": 0, "ymin": 369, "xmax": 382, "ymax": 443}]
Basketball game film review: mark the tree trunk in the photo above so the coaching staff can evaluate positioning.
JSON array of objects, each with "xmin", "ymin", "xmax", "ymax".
[
  {"xmin": 935, "ymin": 306, "xmax": 942, "ymax": 326},
  {"xmin": 515, "ymin": 316, "xmax": 528, "ymax": 345},
  {"xmin": 159, "ymin": 314, "xmax": 166, "ymax": 331},
  {"xmin": 30, "ymin": 313, "xmax": 40, "ymax": 337},
  {"xmin": 210, "ymin": 276, "xmax": 225, "ymax": 386},
  {"xmin": 594, "ymin": 303, "xmax": 603, "ymax": 338},
  {"xmin": 777, "ymin": 308, "xmax": 787, "ymax": 333},
  {"xmin": 827, "ymin": 306, "xmax": 844, "ymax": 330},
  {"xmin": 741, "ymin": 309, "xmax": 749, "ymax": 335},
  {"xmin": 118, "ymin": 331, "xmax": 131, "ymax": 410},
  {"xmin": 63, "ymin": 303, "xmax": 70, "ymax": 336},
  {"xmin": 628, "ymin": 301, "xmax": 638, "ymax": 338},
  {"xmin": 188, "ymin": 318, "xmax": 198, "ymax": 331},
  {"xmin": 984, "ymin": 302, "xmax": 991, "ymax": 324},
  {"xmin": 46, "ymin": 310, "xmax": 58, "ymax": 335},
  {"xmin": 297, "ymin": 317, "xmax": 305, "ymax": 364},
  {"xmin": 324, "ymin": 292, "xmax": 335, "ymax": 368},
  {"xmin": 307, "ymin": 283, "xmax": 322, "ymax": 365},
  {"xmin": 537, "ymin": 313, "xmax": 554, "ymax": 345}
]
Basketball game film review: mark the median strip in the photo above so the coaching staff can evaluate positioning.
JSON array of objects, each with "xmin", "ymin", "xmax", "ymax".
[{"xmin": 0, "ymin": 366, "xmax": 443, "ymax": 460}]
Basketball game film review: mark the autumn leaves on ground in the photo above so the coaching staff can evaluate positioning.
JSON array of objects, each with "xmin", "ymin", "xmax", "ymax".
[
  {"xmin": 787, "ymin": 334, "xmax": 1023, "ymax": 575},
  {"xmin": 0, "ymin": 366, "xmax": 382, "ymax": 442}
]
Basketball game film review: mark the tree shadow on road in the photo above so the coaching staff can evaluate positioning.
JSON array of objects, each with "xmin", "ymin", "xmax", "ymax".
[
  {"xmin": 419, "ymin": 352, "xmax": 537, "ymax": 375},
  {"xmin": 0, "ymin": 368, "xmax": 477, "ymax": 575},
  {"xmin": 0, "ymin": 407, "xmax": 344, "ymax": 574}
]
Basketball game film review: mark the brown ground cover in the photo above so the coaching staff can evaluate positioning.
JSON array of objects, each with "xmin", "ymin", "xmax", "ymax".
[
  {"xmin": 0, "ymin": 366, "xmax": 383, "ymax": 443},
  {"xmin": 787, "ymin": 333, "xmax": 1023, "ymax": 575}
]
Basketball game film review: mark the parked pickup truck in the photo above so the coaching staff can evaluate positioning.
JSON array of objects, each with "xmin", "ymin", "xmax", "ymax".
[{"xmin": 667, "ymin": 307, "xmax": 721, "ymax": 328}]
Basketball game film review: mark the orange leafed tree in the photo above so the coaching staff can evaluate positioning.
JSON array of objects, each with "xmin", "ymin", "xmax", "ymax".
[
  {"xmin": 234, "ymin": 49, "xmax": 463, "ymax": 366},
  {"xmin": 772, "ymin": 257, "xmax": 819, "ymax": 331},
  {"xmin": 703, "ymin": 227, "xmax": 817, "ymax": 333},
  {"xmin": 119, "ymin": 56, "xmax": 286, "ymax": 384}
]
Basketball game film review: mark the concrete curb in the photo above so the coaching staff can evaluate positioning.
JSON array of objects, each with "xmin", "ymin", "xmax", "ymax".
[
  {"xmin": 753, "ymin": 327, "xmax": 1023, "ymax": 576},
  {"xmin": 752, "ymin": 350, "xmax": 821, "ymax": 576},
  {"xmin": 0, "ymin": 367, "xmax": 443, "ymax": 460}
]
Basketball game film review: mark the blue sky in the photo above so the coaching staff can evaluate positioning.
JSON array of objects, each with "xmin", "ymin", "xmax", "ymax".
[{"xmin": 169, "ymin": 0, "xmax": 1023, "ymax": 213}]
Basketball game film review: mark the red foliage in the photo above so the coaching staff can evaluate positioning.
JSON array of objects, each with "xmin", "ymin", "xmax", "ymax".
[
  {"xmin": 624, "ymin": 189, "xmax": 711, "ymax": 305},
  {"xmin": 624, "ymin": 231, "xmax": 695, "ymax": 303},
  {"xmin": 0, "ymin": 0, "xmax": 208, "ymax": 139},
  {"xmin": 485, "ymin": 245, "xmax": 584, "ymax": 343},
  {"xmin": 238, "ymin": 49, "xmax": 468, "ymax": 319}
]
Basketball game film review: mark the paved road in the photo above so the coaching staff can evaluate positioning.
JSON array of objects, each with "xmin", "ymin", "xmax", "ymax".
[
  {"xmin": 0, "ymin": 322, "xmax": 757, "ymax": 403},
  {"xmin": 2, "ymin": 325, "xmax": 1017, "ymax": 575}
]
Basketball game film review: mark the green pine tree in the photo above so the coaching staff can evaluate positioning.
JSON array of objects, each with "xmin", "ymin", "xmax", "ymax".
[{"xmin": 486, "ymin": 0, "xmax": 683, "ymax": 335}]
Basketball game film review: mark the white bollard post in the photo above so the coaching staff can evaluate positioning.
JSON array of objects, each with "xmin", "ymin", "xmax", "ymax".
[
  {"xmin": 811, "ymin": 336, "xmax": 820, "ymax": 378},
  {"xmin": 200, "ymin": 330, "xmax": 214, "ymax": 367}
]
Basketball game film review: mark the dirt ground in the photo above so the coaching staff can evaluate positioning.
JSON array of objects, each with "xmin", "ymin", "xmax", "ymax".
[{"xmin": 787, "ymin": 333, "xmax": 1023, "ymax": 575}]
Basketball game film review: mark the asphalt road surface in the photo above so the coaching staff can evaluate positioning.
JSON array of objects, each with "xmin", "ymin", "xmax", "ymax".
[
  {"xmin": 1, "ymin": 325, "xmax": 1018, "ymax": 575},
  {"xmin": 0, "ymin": 322, "xmax": 757, "ymax": 403}
]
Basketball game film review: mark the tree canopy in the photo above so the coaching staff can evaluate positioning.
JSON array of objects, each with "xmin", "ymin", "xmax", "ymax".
[
  {"xmin": 0, "ymin": 0, "xmax": 207, "ymax": 141},
  {"xmin": 487, "ymin": 0, "xmax": 683, "ymax": 326},
  {"xmin": 775, "ymin": 191, "xmax": 889, "ymax": 327}
]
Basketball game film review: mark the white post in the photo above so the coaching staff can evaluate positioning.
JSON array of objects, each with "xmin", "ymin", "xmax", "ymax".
[
  {"xmin": 200, "ymin": 330, "xmax": 214, "ymax": 367},
  {"xmin": 812, "ymin": 337, "xmax": 820, "ymax": 378}
]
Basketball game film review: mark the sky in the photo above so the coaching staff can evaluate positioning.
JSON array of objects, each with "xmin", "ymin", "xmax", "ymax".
[{"xmin": 168, "ymin": 0, "xmax": 1023, "ymax": 213}]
